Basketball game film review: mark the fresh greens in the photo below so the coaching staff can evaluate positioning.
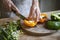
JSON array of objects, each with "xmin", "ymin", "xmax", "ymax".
[
  {"xmin": 51, "ymin": 13, "xmax": 60, "ymax": 21},
  {"xmin": 0, "ymin": 21, "xmax": 20, "ymax": 40}
]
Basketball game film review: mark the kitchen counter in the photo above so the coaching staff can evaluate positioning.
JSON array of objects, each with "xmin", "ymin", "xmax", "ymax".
[
  {"xmin": 19, "ymin": 31, "xmax": 60, "ymax": 40},
  {"xmin": 0, "ymin": 11, "xmax": 60, "ymax": 40},
  {"xmin": 18, "ymin": 10, "xmax": 60, "ymax": 40}
]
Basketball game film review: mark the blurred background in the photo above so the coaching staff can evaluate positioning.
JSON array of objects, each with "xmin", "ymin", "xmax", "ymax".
[
  {"xmin": 0, "ymin": 0, "xmax": 60, "ymax": 18},
  {"xmin": 40, "ymin": 0, "xmax": 60, "ymax": 12}
]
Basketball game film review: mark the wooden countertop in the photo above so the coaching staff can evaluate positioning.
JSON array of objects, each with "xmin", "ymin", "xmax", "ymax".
[{"xmin": 0, "ymin": 10, "xmax": 60, "ymax": 40}]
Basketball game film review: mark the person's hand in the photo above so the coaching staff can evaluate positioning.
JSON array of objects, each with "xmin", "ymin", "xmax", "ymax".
[
  {"xmin": 2, "ymin": 0, "xmax": 20, "ymax": 16},
  {"xmin": 28, "ymin": 0, "xmax": 41, "ymax": 23}
]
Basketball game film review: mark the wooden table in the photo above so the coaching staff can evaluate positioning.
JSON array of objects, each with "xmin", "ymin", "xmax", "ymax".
[
  {"xmin": 19, "ymin": 11, "xmax": 60, "ymax": 40},
  {"xmin": 0, "ymin": 11, "xmax": 60, "ymax": 40}
]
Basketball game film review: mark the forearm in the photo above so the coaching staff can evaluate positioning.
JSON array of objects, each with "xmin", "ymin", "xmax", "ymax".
[{"xmin": 11, "ymin": 1, "xmax": 25, "ymax": 19}]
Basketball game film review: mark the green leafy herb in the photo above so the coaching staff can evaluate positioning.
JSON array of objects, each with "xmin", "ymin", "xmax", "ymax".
[{"xmin": 0, "ymin": 21, "xmax": 20, "ymax": 40}]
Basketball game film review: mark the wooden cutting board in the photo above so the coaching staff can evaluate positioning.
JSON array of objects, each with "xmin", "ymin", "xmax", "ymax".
[
  {"xmin": 21, "ymin": 21, "xmax": 56, "ymax": 36},
  {"xmin": 20, "ymin": 12, "xmax": 57, "ymax": 36}
]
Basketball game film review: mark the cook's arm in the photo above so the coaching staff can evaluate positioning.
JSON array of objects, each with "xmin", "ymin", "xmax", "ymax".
[{"xmin": 10, "ymin": 0, "xmax": 25, "ymax": 19}]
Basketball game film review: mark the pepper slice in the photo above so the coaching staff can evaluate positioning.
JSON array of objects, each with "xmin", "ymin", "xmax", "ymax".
[
  {"xmin": 40, "ymin": 13, "xmax": 47, "ymax": 23},
  {"xmin": 23, "ymin": 13, "xmax": 47, "ymax": 27},
  {"xmin": 24, "ymin": 20, "xmax": 37, "ymax": 27}
]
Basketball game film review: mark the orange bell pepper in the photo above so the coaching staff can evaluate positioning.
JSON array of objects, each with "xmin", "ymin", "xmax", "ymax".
[
  {"xmin": 24, "ymin": 20, "xmax": 37, "ymax": 27},
  {"xmin": 23, "ymin": 13, "xmax": 47, "ymax": 27},
  {"xmin": 40, "ymin": 13, "xmax": 47, "ymax": 23}
]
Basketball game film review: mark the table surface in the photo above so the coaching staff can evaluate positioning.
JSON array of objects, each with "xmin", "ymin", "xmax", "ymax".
[
  {"xmin": 0, "ymin": 10, "xmax": 60, "ymax": 40},
  {"xmin": 19, "ymin": 10, "xmax": 60, "ymax": 40}
]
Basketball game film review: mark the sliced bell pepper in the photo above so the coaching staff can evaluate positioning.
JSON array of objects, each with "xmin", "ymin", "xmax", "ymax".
[
  {"xmin": 24, "ymin": 20, "xmax": 37, "ymax": 27},
  {"xmin": 40, "ymin": 13, "xmax": 47, "ymax": 23}
]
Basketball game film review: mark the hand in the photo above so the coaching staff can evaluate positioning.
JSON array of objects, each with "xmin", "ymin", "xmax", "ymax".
[
  {"xmin": 28, "ymin": 0, "xmax": 41, "ymax": 22},
  {"xmin": 2, "ymin": 0, "xmax": 20, "ymax": 16}
]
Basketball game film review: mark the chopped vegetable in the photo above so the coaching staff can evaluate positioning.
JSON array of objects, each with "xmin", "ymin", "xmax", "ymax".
[
  {"xmin": 40, "ymin": 13, "xmax": 47, "ymax": 23},
  {"xmin": 24, "ymin": 20, "xmax": 37, "ymax": 27},
  {"xmin": 23, "ymin": 13, "xmax": 47, "ymax": 27},
  {"xmin": 0, "ymin": 21, "xmax": 20, "ymax": 40},
  {"xmin": 51, "ymin": 13, "xmax": 60, "ymax": 21},
  {"xmin": 46, "ymin": 21, "xmax": 60, "ymax": 30}
]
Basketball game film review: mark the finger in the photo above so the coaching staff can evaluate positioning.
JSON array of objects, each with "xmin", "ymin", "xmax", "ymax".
[
  {"xmin": 35, "ymin": 9, "xmax": 38, "ymax": 22},
  {"xmin": 28, "ymin": 7, "xmax": 33, "ymax": 20},
  {"xmin": 8, "ymin": 0, "xmax": 12, "ymax": 11},
  {"xmin": 11, "ymin": 2, "xmax": 19, "ymax": 13},
  {"xmin": 28, "ymin": 6, "xmax": 35, "ymax": 20},
  {"xmin": 32, "ymin": 8, "xmax": 36, "ymax": 20},
  {"xmin": 37, "ymin": 9, "xmax": 40, "ymax": 20},
  {"xmin": 3, "ymin": 0, "xmax": 12, "ymax": 11},
  {"xmin": 35, "ymin": 9, "xmax": 40, "ymax": 22},
  {"xmin": 11, "ymin": 0, "xmax": 21, "ymax": 17}
]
